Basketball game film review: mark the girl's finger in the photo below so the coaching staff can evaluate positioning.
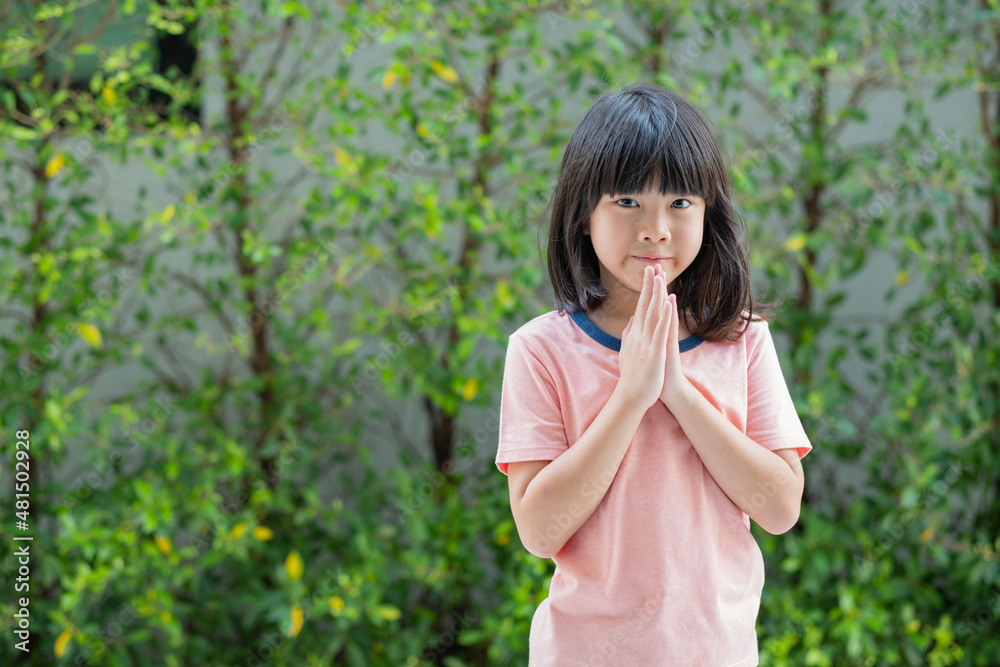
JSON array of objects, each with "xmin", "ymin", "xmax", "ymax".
[
  {"xmin": 670, "ymin": 294, "xmax": 679, "ymax": 343},
  {"xmin": 634, "ymin": 266, "xmax": 652, "ymax": 327},
  {"xmin": 662, "ymin": 294, "xmax": 677, "ymax": 347},
  {"xmin": 654, "ymin": 288, "xmax": 671, "ymax": 342},
  {"xmin": 645, "ymin": 274, "xmax": 663, "ymax": 331}
]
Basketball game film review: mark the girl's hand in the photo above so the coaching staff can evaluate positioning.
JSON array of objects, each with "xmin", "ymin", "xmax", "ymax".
[
  {"xmin": 658, "ymin": 292, "xmax": 691, "ymax": 411},
  {"xmin": 617, "ymin": 265, "xmax": 671, "ymax": 410}
]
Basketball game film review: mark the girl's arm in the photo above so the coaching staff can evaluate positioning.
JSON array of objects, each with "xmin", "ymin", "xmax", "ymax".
[
  {"xmin": 508, "ymin": 267, "xmax": 671, "ymax": 558},
  {"xmin": 659, "ymin": 295, "xmax": 805, "ymax": 534},
  {"xmin": 667, "ymin": 383, "xmax": 804, "ymax": 534},
  {"xmin": 507, "ymin": 385, "xmax": 646, "ymax": 558}
]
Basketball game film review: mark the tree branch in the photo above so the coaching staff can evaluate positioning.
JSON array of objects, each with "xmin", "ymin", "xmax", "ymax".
[
  {"xmin": 257, "ymin": 16, "xmax": 295, "ymax": 103},
  {"xmin": 167, "ymin": 269, "xmax": 238, "ymax": 337},
  {"xmin": 828, "ymin": 71, "xmax": 889, "ymax": 142}
]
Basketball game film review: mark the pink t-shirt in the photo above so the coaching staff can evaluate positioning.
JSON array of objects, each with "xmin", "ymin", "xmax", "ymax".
[{"xmin": 495, "ymin": 309, "xmax": 812, "ymax": 667}]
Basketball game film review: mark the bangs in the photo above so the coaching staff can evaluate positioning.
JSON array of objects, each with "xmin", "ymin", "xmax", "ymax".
[{"xmin": 580, "ymin": 91, "xmax": 724, "ymax": 206}]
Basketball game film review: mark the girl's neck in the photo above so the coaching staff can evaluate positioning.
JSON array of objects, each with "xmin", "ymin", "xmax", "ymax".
[{"xmin": 588, "ymin": 299, "xmax": 692, "ymax": 341}]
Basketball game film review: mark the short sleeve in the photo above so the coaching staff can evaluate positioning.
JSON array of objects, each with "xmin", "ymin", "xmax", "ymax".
[
  {"xmin": 494, "ymin": 332, "xmax": 570, "ymax": 475},
  {"xmin": 745, "ymin": 321, "xmax": 813, "ymax": 459}
]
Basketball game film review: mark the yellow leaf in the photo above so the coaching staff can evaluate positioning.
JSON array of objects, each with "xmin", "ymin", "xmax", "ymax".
[
  {"xmin": 462, "ymin": 377, "xmax": 479, "ymax": 401},
  {"xmin": 496, "ymin": 280, "xmax": 515, "ymax": 310},
  {"xmin": 416, "ymin": 123, "xmax": 432, "ymax": 138},
  {"xmin": 430, "ymin": 60, "xmax": 460, "ymax": 84},
  {"xmin": 334, "ymin": 147, "xmax": 357, "ymax": 173},
  {"xmin": 894, "ymin": 270, "xmax": 909, "ymax": 287},
  {"xmin": 45, "ymin": 153, "xmax": 66, "ymax": 178},
  {"xmin": 160, "ymin": 611, "xmax": 172, "ymax": 623},
  {"xmin": 783, "ymin": 234, "xmax": 807, "ymax": 252},
  {"xmin": 330, "ymin": 596, "xmax": 345, "ymax": 614},
  {"xmin": 54, "ymin": 629, "xmax": 73, "ymax": 657},
  {"xmin": 495, "ymin": 533, "xmax": 511, "ymax": 546},
  {"xmin": 154, "ymin": 535, "xmax": 172, "ymax": 555},
  {"xmin": 253, "ymin": 526, "xmax": 273, "ymax": 541},
  {"xmin": 918, "ymin": 525, "xmax": 935, "ymax": 543},
  {"xmin": 374, "ymin": 604, "xmax": 401, "ymax": 621},
  {"xmin": 184, "ymin": 192, "xmax": 196, "ymax": 205},
  {"xmin": 285, "ymin": 550, "xmax": 303, "ymax": 581},
  {"xmin": 288, "ymin": 604, "xmax": 304, "ymax": 637},
  {"xmin": 381, "ymin": 70, "xmax": 397, "ymax": 89},
  {"xmin": 162, "ymin": 204, "xmax": 175, "ymax": 223},
  {"xmin": 77, "ymin": 323, "xmax": 103, "ymax": 349},
  {"xmin": 102, "ymin": 84, "xmax": 116, "ymax": 105},
  {"xmin": 229, "ymin": 522, "xmax": 247, "ymax": 539}
]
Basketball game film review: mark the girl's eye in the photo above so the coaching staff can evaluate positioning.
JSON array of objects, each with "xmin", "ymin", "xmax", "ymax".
[{"xmin": 613, "ymin": 197, "xmax": 694, "ymax": 209}]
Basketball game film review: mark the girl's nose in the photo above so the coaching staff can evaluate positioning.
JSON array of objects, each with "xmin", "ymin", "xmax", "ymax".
[{"xmin": 641, "ymin": 213, "xmax": 671, "ymax": 242}]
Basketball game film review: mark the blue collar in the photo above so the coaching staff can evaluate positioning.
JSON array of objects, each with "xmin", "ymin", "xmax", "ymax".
[{"xmin": 569, "ymin": 308, "xmax": 704, "ymax": 353}]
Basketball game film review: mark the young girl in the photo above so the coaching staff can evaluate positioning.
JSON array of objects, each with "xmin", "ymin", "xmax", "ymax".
[{"xmin": 495, "ymin": 83, "xmax": 812, "ymax": 666}]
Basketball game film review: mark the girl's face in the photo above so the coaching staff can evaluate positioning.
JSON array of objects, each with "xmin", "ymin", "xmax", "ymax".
[{"xmin": 584, "ymin": 187, "xmax": 705, "ymax": 310}]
